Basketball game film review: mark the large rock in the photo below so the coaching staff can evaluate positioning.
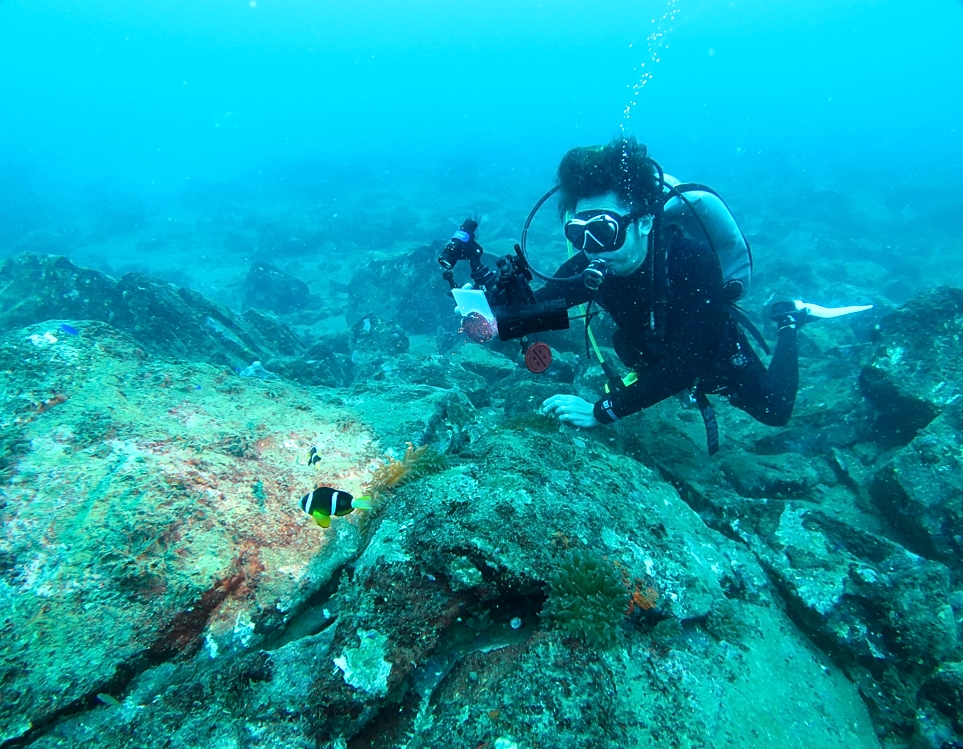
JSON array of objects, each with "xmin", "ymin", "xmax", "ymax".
[
  {"xmin": 860, "ymin": 286, "xmax": 963, "ymax": 445},
  {"xmin": 720, "ymin": 499, "xmax": 961, "ymax": 739},
  {"xmin": 241, "ymin": 260, "xmax": 313, "ymax": 314},
  {"xmin": 11, "ymin": 423, "xmax": 881, "ymax": 749},
  {"xmin": 0, "ymin": 318, "xmax": 884, "ymax": 749},
  {"xmin": 0, "ymin": 252, "xmax": 305, "ymax": 370},
  {"xmin": 347, "ymin": 379, "xmax": 479, "ymax": 456},
  {"xmin": 719, "ymin": 452, "xmax": 821, "ymax": 499},
  {"xmin": 347, "ymin": 241, "xmax": 460, "ymax": 335},
  {"xmin": 0, "ymin": 321, "xmax": 372, "ymax": 744},
  {"xmin": 870, "ymin": 403, "xmax": 963, "ymax": 568}
]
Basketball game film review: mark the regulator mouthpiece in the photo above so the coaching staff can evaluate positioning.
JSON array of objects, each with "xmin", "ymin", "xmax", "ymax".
[{"xmin": 582, "ymin": 259, "xmax": 607, "ymax": 290}]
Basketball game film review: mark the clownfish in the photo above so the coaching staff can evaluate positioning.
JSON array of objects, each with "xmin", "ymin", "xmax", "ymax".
[{"xmin": 299, "ymin": 486, "xmax": 373, "ymax": 528}]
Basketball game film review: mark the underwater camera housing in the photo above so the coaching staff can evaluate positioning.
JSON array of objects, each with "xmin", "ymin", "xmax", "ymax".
[
  {"xmin": 491, "ymin": 298, "xmax": 569, "ymax": 342},
  {"xmin": 441, "ymin": 217, "xmax": 572, "ymax": 373},
  {"xmin": 485, "ymin": 247, "xmax": 570, "ymax": 341},
  {"xmin": 441, "ymin": 218, "xmax": 571, "ymax": 342}
]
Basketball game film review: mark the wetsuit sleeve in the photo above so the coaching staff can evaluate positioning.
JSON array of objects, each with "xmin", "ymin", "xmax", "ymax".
[
  {"xmin": 534, "ymin": 254, "xmax": 592, "ymax": 308},
  {"xmin": 593, "ymin": 359, "xmax": 694, "ymax": 424},
  {"xmin": 593, "ymin": 238, "xmax": 724, "ymax": 424}
]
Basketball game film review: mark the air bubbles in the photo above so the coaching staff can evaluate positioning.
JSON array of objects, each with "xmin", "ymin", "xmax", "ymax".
[{"xmin": 621, "ymin": 0, "xmax": 680, "ymax": 131}]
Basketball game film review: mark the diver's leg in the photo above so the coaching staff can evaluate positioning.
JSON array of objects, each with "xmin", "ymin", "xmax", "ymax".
[{"xmin": 726, "ymin": 327, "xmax": 799, "ymax": 427}]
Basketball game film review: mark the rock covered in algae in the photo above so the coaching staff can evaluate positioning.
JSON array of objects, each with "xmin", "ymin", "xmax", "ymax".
[
  {"xmin": 871, "ymin": 402, "xmax": 963, "ymax": 567},
  {"xmin": 0, "ymin": 314, "xmax": 883, "ymax": 749},
  {"xmin": 0, "ymin": 251, "xmax": 305, "ymax": 370},
  {"xmin": 860, "ymin": 286, "xmax": 963, "ymax": 445},
  {"xmin": 0, "ymin": 319, "xmax": 373, "ymax": 743},
  {"xmin": 18, "ymin": 271, "xmax": 963, "ymax": 747}
]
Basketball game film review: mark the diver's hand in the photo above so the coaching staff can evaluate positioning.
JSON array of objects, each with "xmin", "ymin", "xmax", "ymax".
[{"xmin": 541, "ymin": 395, "xmax": 600, "ymax": 428}]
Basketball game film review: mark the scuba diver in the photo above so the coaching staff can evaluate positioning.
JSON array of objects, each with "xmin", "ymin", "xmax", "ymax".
[{"xmin": 441, "ymin": 135, "xmax": 870, "ymax": 453}]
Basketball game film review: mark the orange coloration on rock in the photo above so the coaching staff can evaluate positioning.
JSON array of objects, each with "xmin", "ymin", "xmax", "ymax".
[
  {"xmin": 628, "ymin": 583, "xmax": 659, "ymax": 614},
  {"xmin": 35, "ymin": 393, "xmax": 68, "ymax": 413}
]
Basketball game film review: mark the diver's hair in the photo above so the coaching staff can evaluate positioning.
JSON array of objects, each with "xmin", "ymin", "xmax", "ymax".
[{"xmin": 556, "ymin": 135, "xmax": 661, "ymax": 220}]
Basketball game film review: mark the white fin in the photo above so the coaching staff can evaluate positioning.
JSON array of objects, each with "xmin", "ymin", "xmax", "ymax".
[{"xmin": 795, "ymin": 300, "xmax": 873, "ymax": 319}]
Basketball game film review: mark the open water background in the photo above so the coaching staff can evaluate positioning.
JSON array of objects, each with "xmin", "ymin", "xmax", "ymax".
[{"xmin": 1, "ymin": 0, "xmax": 962, "ymax": 300}]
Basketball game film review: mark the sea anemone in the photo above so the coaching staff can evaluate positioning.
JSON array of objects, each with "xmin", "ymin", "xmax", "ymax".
[
  {"xmin": 363, "ymin": 442, "xmax": 447, "ymax": 506},
  {"xmin": 542, "ymin": 547, "xmax": 629, "ymax": 649}
]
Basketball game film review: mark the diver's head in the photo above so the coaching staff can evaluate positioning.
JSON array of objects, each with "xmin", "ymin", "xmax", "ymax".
[
  {"xmin": 556, "ymin": 136, "xmax": 660, "ymax": 279},
  {"xmin": 556, "ymin": 136, "xmax": 661, "ymax": 221},
  {"xmin": 568, "ymin": 193, "xmax": 653, "ymax": 277}
]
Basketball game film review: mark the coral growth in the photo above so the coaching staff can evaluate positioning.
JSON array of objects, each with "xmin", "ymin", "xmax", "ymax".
[
  {"xmin": 628, "ymin": 583, "xmax": 659, "ymax": 614},
  {"xmin": 542, "ymin": 547, "xmax": 630, "ymax": 649},
  {"xmin": 0, "ymin": 428, "xmax": 28, "ymax": 482},
  {"xmin": 363, "ymin": 442, "xmax": 448, "ymax": 505}
]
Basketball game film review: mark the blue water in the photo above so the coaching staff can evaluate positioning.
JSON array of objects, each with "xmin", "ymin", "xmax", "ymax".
[
  {"xmin": 3, "ymin": 0, "xmax": 961, "ymax": 178},
  {"xmin": 3, "ymin": 3, "xmax": 963, "ymax": 746},
  {"xmin": 1, "ymin": 0, "xmax": 962, "ymax": 289}
]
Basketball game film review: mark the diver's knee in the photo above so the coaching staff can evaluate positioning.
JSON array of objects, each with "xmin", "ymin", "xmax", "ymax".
[{"xmin": 758, "ymin": 401, "xmax": 794, "ymax": 427}]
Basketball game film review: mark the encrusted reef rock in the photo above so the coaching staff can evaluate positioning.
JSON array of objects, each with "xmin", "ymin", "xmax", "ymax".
[
  {"xmin": 870, "ymin": 403, "xmax": 963, "ymax": 569},
  {"xmin": 0, "ymin": 252, "xmax": 305, "ymax": 370},
  {"xmin": 0, "ymin": 317, "xmax": 883, "ymax": 749},
  {"xmin": 241, "ymin": 260, "xmax": 314, "ymax": 314},
  {"xmin": 347, "ymin": 241, "xmax": 459, "ymax": 335},
  {"xmin": 0, "ymin": 321, "xmax": 373, "ymax": 744},
  {"xmin": 860, "ymin": 286, "xmax": 963, "ymax": 445},
  {"xmin": 728, "ymin": 503, "xmax": 960, "ymax": 740},
  {"xmin": 7, "ymin": 263, "xmax": 963, "ymax": 748}
]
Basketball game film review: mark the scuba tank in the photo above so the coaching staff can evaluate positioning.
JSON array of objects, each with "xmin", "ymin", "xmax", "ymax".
[{"xmin": 662, "ymin": 174, "xmax": 753, "ymax": 304}]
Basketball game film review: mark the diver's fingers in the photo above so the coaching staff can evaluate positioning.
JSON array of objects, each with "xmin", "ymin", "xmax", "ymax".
[
  {"xmin": 544, "ymin": 395, "xmax": 580, "ymax": 408},
  {"xmin": 558, "ymin": 412, "xmax": 589, "ymax": 428}
]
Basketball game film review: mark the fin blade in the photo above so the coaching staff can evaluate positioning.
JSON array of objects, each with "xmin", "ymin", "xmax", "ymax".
[{"xmin": 795, "ymin": 300, "xmax": 873, "ymax": 319}]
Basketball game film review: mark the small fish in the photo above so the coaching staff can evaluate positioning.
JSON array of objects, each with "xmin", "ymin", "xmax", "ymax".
[
  {"xmin": 27, "ymin": 604, "xmax": 49, "ymax": 626},
  {"xmin": 306, "ymin": 446, "xmax": 322, "ymax": 466},
  {"xmin": 300, "ymin": 486, "xmax": 373, "ymax": 528},
  {"xmin": 60, "ymin": 323, "xmax": 80, "ymax": 336},
  {"xmin": 96, "ymin": 693, "xmax": 122, "ymax": 708}
]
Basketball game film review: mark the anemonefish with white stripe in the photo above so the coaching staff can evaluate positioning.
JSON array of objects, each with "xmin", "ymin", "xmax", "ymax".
[{"xmin": 299, "ymin": 486, "xmax": 373, "ymax": 528}]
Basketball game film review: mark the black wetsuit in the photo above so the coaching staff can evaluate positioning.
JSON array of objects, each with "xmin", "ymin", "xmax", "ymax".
[{"xmin": 537, "ymin": 229, "xmax": 798, "ymax": 428}]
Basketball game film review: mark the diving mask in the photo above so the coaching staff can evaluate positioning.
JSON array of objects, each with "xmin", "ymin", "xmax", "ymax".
[{"xmin": 564, "ymin": 210, "xmax": 652, "ymax": 254}]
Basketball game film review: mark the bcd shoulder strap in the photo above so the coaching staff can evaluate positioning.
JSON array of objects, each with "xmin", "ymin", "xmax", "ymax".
[
  {"xmin": 694, "ymin": 387, "xmax": 720, "ymax": 456},
  {"xmin": 726, "ymin": 304, "xmax": 771, "ymax": 356}
]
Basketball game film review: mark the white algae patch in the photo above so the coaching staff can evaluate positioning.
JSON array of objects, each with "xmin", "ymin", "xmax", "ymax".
[{"xmin": 333, "ymin": 629, "xmax": 393, "ymax": 697}]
